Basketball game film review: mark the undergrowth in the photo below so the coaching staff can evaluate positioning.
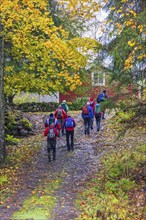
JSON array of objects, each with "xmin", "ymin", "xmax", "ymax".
[
  {"xmin": 76, "ymin": 110, "xmax": 146, "ymax": 220},
  {"xmin": 0, "ymin": 135, "xmax": 42, "ymax": 202},
  {"xmin": 76, "ymin": 144, "xmax": 145, "ymax": 220}
]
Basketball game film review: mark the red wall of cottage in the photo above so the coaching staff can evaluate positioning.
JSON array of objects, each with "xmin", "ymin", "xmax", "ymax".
[{"xmin": 59, "ymin": 86, "xmax": 115, "ymax": 103}]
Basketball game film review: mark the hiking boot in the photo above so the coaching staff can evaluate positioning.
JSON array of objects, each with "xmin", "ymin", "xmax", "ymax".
[{"xmin": 48, "ymin": 157, "xmax": 51, "ymax": 162}]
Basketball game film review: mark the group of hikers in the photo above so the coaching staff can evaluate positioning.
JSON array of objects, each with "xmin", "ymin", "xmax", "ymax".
[{"xmin": 44, "ymin": 90, "xmax": 108, "ymax": 162}]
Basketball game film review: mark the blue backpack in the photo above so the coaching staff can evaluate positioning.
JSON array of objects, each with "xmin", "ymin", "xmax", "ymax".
[
  {"xmin": 65, "ymin": 118, "xmax": 74, "ymax": 128},
  {"xmin": 45, "ymin": 117, "xmax": 55, "ymax": 127}
]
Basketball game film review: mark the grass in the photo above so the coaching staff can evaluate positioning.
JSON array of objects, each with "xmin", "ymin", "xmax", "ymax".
[
  {"xmin": 75, "ymin": 117, "xmax": 146, "ymax": 220},
  {"xmin": 12, "ymin": 177, "xmax": 62, "ymax": 220}
]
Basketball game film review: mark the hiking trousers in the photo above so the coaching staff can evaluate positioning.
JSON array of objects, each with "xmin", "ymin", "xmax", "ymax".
[
  {"xmin": 47, "ymin": 140, "xmax": 56, "ymax": 161},
  {"xmin": 66, "ymin": 130, "xmax": 74, "ymax": 151},
  {"xmin": 90, "ymin": 117, "xmax": 94, "ymax": 129},
  {"xmin": 83, "ymin": 117, "xmax": 90, "ymax": 135},
  {"xmin": 58, "ymin": 118, "xmax": 65, "ymax": 135},
  {"xmin": 95, "ymin": 115, "xmax": 102, "ymax": 131}
]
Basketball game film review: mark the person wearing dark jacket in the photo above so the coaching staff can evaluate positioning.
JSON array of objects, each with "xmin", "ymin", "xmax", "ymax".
[
  {"xmin": 63, "ymin": 115, "xmax": 76, "ymax": 151},
  {"xmin": 44, "ymin": 123, "xmax": 59, "ymax": 162},
  {"xmin": 82, "ymin": 102, "xmax": 93, "ymax": 135}
]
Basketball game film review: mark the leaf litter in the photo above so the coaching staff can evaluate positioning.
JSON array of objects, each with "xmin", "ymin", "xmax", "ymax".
[{"xmin": 0, "ymin": 112, "xmax": 145, "ymax": 220}]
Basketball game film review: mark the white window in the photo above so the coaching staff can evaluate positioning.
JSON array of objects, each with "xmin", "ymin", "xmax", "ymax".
[{"xmin": 91, "ymin": 72, "xmax": 105, "ymax": 86}]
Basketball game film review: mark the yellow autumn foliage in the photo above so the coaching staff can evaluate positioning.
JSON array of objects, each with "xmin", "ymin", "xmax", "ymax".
[{"xmin": 1, "ymin": 0, "xmax": 98, "ymax": 96}]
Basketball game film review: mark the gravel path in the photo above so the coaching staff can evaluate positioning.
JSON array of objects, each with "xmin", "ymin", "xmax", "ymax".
[{"xmin": 0, "ymin": 112, "xmax": 109, "ymax": 220}]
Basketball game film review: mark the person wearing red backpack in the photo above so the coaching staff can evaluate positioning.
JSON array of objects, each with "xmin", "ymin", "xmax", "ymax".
[
  {"xmin": 82, "ymin": 102, "xmax": 93, "ymax": 135},
  {"xmin": 44, "ymin": 123, "xmax": 59, "ymax": 162},
  {"xmin": 63, "ymin": 115, "xmax": 76, "ymax": 151},
  {"xmin": 54, "ymin": 105, "xmax": 67, "ymax": 135}
]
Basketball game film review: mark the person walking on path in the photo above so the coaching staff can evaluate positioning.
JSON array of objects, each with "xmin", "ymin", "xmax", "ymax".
[
  {"xmin": 61, "ymin": 100, "xmax": 69, "ymax": 113},
  {"xmin": 89, "ymin": 97, "xmax": 96, "ymax": 130},
  {"xmin": 44, "ymin": 123, "xmax": 59, "ymax": 162},
  {"xmin": 54, "ymin": 105, "xmax": 67, "ymax": 135},
  {"xmin": 44, "ymin": 113, "xmax": 61, "ymax": 136},
  {"xmin": 97, "ymin": 90, "xmax": 108, "ymax": 119},
  {"xmin": 82, "ymin": 102, "xmax": 93, "ymax": 135},
  {"xmin": 94, "ymin": 101, "xmax": 102, "ymax": 132},
  {"xmin": 63, "ymin": 115, "xmax": 76, "ymax": 151}
]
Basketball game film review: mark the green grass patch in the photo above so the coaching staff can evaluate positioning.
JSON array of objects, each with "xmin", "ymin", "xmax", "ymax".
[
  {"xmin": 13, "ymin": 208, "xmax": 50, "ymax": 220},
  {"xmin": 0, "ymin": 175, "xmax": 8, "ymax": 184},
  {"xmin": 76, "ymin": 144, "xmax": 146, "ymax": 220},
  {"xmin": 12, "ymin": 176, "xmax": 62, "ymax": 220}
]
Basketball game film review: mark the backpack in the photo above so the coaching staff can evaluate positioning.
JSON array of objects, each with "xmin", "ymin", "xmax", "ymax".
[
  {"xmin": 61, "ymin": 103, "xmax": 67, "ymax": 112},
  {"xmin": 82, "ymin": 106, "xmax": 89, "ymax": 115},
  {"xmin": 47, "ymin": 128, "xmax": 55, "ymax": 140},
  {"xmin": 45, "ymin": 118, "xmax": 49, "ymax": 127},
  {"xmin": 57, "ymin": 109, "xmax": 63, "ymax": 119},
  {"xmin": 95, "ymin": 105, "xmax": 101, "ymax": 117},
  {"xmin": 65, "ymin": 118, "xmax": 74, "ymax": 128}
]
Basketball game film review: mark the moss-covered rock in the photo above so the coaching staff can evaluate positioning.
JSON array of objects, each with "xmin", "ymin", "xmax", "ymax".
[{"xmin": 5, "ymin": 110, "xmax": 33, "ymax": 138}]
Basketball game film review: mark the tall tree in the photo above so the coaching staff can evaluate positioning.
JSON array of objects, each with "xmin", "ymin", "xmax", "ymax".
[
  {"xmin": 0, "ymin": 22, "xmax": 6, "ymax": 163},
  {"xmin": 1, "ymin": 0, "xmax": 98, "ymax": 102},
  {"xmin": 102, "ymin": 0, "xmax": 146, "ymax": 93}
]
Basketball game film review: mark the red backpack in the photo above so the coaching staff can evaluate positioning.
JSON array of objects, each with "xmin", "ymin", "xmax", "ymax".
[
  {"xmin": 82, "ymin": 106, "xmax": 89, "ymax": 115},
  {"xmin": 57, "ymin": 108, "xmax": 63, "ymax": 119}
]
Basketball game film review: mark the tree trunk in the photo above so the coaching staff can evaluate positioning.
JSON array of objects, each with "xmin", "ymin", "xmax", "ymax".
[{"xmin": 0, "ymin": 23, "xmax": 6, "ymax": 163}]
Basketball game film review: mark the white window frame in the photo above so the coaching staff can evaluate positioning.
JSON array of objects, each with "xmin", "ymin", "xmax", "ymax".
[{"xmin": 91, "ymin": 72, "xmax": 105, "ymax": 86}]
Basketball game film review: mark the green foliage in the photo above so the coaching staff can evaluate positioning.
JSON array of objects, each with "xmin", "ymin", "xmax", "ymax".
[
  {"xmin": 14, "ymin": 99, "xmax": 89, "ymax": 112},
  {"xmin": 4, "ymin": 110, "xmax": 33, "ymax": 137},
  {"xmin": 6, "ymin": 114, "xmax": 17, "ymax": 131},
  {"xmin": 14, "ymin": 93, "xmax": 38, "ymax": 104},
  {"xmin": 76, "ymin": 144, "xmax": 146, "ymax": 219},
  {"xmin": 0, "ymin": 176, "xmax": 8, "ymax": 184},
  {"xmin": 19, "ymin": 118, "xmax": 32, "ymax": 130},
  {"xmin": 5, "ymin": 134, "xmax": 20, "ymax": 145},
  {"xmin": 15, "ymin": 102, "xmax": 59, "ymax": 112},
  {"xmin": 69, "ymin": 97, "xmax": 89, "ymax": 110}
]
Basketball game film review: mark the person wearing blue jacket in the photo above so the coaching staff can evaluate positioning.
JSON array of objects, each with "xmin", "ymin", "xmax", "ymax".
[{"xmin": 82, "ymin": 102, "xmax": 94, "ymax": 135}]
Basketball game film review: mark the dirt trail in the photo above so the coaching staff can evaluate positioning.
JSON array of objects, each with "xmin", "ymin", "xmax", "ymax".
[{"xmin": 0, "ymin": 112, "xmax": 108, "ymax": 220}]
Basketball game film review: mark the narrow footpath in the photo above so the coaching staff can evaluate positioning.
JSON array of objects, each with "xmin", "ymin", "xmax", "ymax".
[{"xmin": 0, "ymin": 112, "xmax": 111, "ymax": 220}]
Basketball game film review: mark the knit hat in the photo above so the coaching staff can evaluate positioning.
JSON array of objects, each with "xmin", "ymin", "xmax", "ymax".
[
  {"xmin": 49, "ymin": 113, "xmax": 54, "ymax": 117},
  {"xmin": 63, "ymin": 100, "xmax": 66, "ymax": 103},
  {"xmin": 86, "ymin": 102, "xmax": 90, "ymax": 105},
  {"xmin": 89, "ymin": 98, "xmax": 93, "ymax": 101}
]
